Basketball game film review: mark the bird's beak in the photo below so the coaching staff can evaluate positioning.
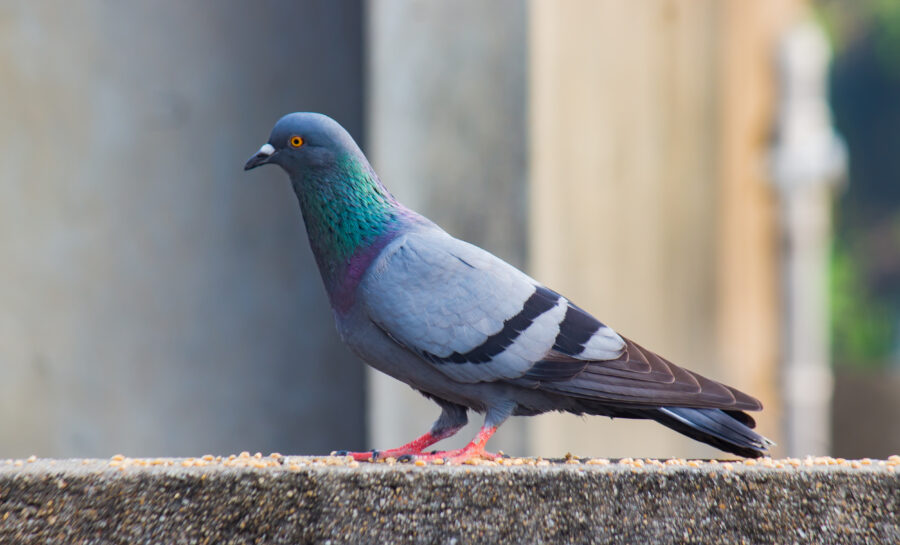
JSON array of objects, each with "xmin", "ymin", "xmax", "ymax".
[{"xmin": 244, "ymin": 143, "xmax": 276, "ymax": 171}]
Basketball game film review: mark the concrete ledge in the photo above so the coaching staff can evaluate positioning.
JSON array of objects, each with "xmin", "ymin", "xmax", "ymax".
[{"xmin": 1, "ymin": 456, "xmax": 898, "ymax": 544}]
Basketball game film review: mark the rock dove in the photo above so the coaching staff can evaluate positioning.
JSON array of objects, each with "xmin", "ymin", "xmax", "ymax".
[{"xmin": 244, "ymin": 112, "xmax": 773, "ymax": 462}]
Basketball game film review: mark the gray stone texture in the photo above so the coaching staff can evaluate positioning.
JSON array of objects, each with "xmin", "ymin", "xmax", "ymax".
[
  {"xmin": 0, "ymin": 2, "xmax": 366, "ymax": 457},
  {"xmin": 1, "ymin": 459, "xmax": 898, "ymax": 544}
]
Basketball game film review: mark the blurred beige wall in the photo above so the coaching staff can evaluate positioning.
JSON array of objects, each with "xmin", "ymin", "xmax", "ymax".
[
  {"xmin": 529, "ymin": 0, "xmax": 721, "ymax": 459},
  {"xmin": 529, "ymin": 0, "xmax": 804, "ymax": 458}
]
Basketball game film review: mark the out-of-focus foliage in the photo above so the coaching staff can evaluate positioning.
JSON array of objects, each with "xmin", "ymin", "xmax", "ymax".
[
  {"xmin": 830, "ymin": 238, "xmax": 895, "ymax": 368},
  {"xmin": 818, "ymin": 0, "xmax": 900, "ymax": 77},
  {"xmin": 817, "ymin": 0, "xmax": 900, "ymax": 369}
]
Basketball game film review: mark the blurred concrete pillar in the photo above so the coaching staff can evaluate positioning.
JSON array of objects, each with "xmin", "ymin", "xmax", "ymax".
[
  {"xmin": 0, "ymin": 2, "xmax": 366, "ymax": 457},
  {"xmin": 771, "ymin": 19, "xmax": 846, "ymax": 456},
  {"xmin": 367, "ymin": 0, "xmax": 529, "ymax": 454}
]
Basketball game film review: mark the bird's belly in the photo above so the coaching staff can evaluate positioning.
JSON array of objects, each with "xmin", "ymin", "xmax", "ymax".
[{"xmin": 334, "ymin": 308, "xmax": 501, "ymax": 412}]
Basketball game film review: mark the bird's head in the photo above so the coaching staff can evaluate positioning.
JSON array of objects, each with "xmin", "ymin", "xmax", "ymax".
[{"xmin": 243, "ymin": 112, "xmax": 364, "ymax": 178}]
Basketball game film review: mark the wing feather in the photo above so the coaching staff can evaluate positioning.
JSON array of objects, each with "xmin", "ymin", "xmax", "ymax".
[
  {"xmin": 360, "ymin": 228, "xmax": 569, "ymax": 382},
  {"xmin": 521, "ymin": 337, "xmax": 762, "ymax": 411}
]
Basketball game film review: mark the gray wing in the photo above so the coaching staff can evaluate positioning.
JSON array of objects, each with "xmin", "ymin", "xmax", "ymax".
[{"xmin": 359, "ymin": 228, "xmax": 624, "ymax": 383}]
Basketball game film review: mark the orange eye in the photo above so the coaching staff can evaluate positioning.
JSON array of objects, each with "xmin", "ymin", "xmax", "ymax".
[{"xmin": 289, "ymin": 135, "xmax": 304, "ymax": 148}]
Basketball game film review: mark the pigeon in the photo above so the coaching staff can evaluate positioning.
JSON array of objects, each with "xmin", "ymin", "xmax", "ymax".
[{"xmin": 244, "ymin": 112, "xmax": 773, "ymax": 462}]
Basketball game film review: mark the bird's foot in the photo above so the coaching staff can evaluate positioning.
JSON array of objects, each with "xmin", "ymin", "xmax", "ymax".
[
  {"xmin": 330, "ymin": 449, "xmax": 380, "ymax": 462},
  {"xmin": 330, "ymin": 426, "xmax": 498, "ymax": 464},
  {"xmin": 330, "ymin": 429, "xmax": 452, "ymax": 462},
  {"xmin": 405, "ymin": 426, "xmax": 502, "ymax": 465},
  {"xmin": 329, "ymin": 446, "xmax": 500, "ymax": 464},
  {"xmin": 330, "ymin": 446, "xmax": 427, "ymax": 462}
]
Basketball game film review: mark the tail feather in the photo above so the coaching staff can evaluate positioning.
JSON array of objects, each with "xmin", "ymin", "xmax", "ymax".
[
  {"xmin": 723, "ymin": 409, "xmax": 757, "ymax": 428},
  {"xmin": 568, "ymin": 400, "xmax": 774, "ymax": 458},
  {"xmin": 651, "ymin": 407, "xmax": 774, "ymax": 458}
]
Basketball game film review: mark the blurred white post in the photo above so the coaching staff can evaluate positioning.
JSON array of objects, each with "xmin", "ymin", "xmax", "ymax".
[{"xmin": 770, "ymin": 19, "xmax": 847, "ymax": 456}]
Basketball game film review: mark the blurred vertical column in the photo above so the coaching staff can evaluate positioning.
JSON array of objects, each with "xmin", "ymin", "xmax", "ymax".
[
  {"xmin": 0, "ymin": 2, "xmax": 366, "ymax": 457},
  {"xmin": 715, "ymin": 0, "xmax": 806, "ymax": 458},
  {"xmin": 770, "ymin": 19, "xmax": 847, "ymax": 456},
  {"xmin": 367, "ymin": 1, "xmax": 530, "ymax": 453}
]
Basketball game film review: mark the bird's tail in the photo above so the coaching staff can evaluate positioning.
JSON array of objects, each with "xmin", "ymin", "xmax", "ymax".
[{"xmin": 645, "ymin": 406, "xmax": 774, "ymax": 458}]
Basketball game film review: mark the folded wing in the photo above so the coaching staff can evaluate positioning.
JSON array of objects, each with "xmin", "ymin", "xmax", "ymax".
[{"xmin": 361, "ymin": 228, "xmax": 761, "ymax": 412}]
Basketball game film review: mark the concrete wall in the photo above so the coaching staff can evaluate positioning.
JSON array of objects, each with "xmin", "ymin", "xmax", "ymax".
[
  {"xmin": 0, "ymin": 2, "xmax": 366, "ymax": 457},
  {"xmin": 2, "ymin": 458, "xmax": 898, "ymax": 544}
]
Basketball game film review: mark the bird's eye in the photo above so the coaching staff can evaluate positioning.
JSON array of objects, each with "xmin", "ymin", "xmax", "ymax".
[{"xmin": 289, "ymin": 135, "xmax": 304, "ymax": 148}]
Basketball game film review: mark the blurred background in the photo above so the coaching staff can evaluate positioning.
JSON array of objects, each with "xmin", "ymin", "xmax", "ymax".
[{"xmin": 0, "ymin": 0, "xmax": 897, "ymax": 460}]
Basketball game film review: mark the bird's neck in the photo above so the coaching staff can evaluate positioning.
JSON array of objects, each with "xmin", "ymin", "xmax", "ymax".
[{"xmin": 291, "ymin": 155, "xmax": 419, "ymax": 313}]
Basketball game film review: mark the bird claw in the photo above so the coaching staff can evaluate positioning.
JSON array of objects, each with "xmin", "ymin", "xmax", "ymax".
[
  {"xmin": 330, "ymin": 449, "xmax": 379, "ymax": 462},
  {"xmin": 396, "ymin": 454, "xmax": 416, "ymax": 463}
]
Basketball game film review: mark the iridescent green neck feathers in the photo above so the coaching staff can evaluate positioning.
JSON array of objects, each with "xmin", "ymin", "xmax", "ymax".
[{"xmin": 290, "ymin": 152, "xmax": 402, "ymax": 289}]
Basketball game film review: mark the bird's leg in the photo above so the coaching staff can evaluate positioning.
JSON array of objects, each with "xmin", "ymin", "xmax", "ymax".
[
  {"xmin": 412, "ymin": 401, "xmax": 514, "ymax": 464},
  {"xmin": 331, "ymin": 402, "xmax": 467, "ymax": 462},
  {"xmin": 413, "ymin": 424, "xmax": 499, "ymax": 463}
]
